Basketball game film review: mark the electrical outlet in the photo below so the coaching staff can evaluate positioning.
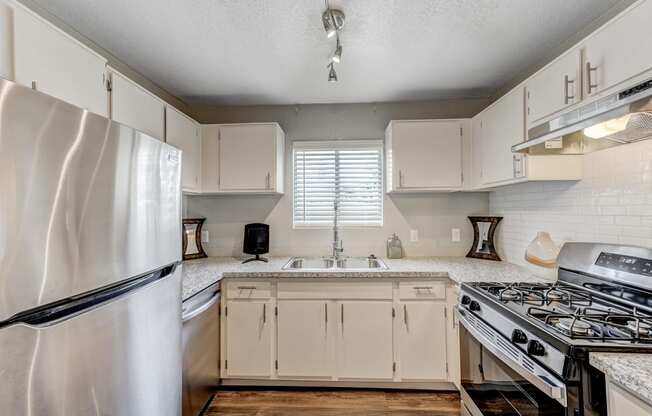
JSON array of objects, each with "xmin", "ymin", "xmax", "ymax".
[
  {"xmin": 452, "ymin": 228, "xmax": 461, "ymax": 242},
  {"xmin": 201, "ymin": 230, "xmax": 210, "ymax": 243},
  {"xmin": 410, "ymin": 229, "xmax": 419, "ymax": 242}
]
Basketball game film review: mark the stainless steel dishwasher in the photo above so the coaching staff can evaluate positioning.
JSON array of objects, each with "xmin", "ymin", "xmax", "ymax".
[{"xmin": 182, "ymin": 282, "xmax": 220, "ymax": 416}]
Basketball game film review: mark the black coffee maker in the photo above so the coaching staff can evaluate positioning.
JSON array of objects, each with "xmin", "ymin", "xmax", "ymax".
[{"xmin": 242, "ymin": 223, "xmax": 269, "ymax": 263}]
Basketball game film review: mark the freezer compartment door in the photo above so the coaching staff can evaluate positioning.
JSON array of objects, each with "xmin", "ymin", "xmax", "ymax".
[
  {"xmin": 0, "ymin": 267, "xmax": 182, "ymax": 416},
  {"xmin": 0, "ymin": 78, "xmax": 182, "ymax": 321}
]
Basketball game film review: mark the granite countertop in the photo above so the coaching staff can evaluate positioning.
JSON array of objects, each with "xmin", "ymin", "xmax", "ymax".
[
  {"xmin": 590, "ymin": 352, "xmax": 652, "ymax": 406},
  {"xmin": 181, "ymin": 256, "xmax": 550, "ymax": 301}
]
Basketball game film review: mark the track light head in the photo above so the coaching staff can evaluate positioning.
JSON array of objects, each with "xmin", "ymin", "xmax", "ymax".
[
  {"xmin": 331, "ymin": 40, "xmax": 342, "ymax": 63},
  {"xmin": 328, "ymin": 63, "xmax": 338, "ymax": 82},
  {"xmin": 322, "ymin": 9, "xmax": 345, "ymax": 38}
]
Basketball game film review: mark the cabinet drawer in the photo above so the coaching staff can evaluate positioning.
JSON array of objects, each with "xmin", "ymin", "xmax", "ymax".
[
  {"xmin": 225, "ymin": 281, "xmax": 272, "ymax": 299},
  {"xmin": 277, "ymin": 281, "xmax": 393, "ymax": 300},
  {"xmin": 399, "ymin": 282, "xmax": 446, "ymax": 300}
]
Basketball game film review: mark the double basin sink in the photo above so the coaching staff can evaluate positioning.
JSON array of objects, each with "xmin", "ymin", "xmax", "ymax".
[{"xmin": 282, "ymin": 256, "xmax": 388, "ymax": 271}]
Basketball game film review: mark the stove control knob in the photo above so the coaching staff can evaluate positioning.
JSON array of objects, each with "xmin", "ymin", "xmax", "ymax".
[
  {"xmin": 469, "ymin": 300, "xmax": 481, "ymax": 312},
  {"xmin": 527, "ymin": 340, "xmax": 546, "ymax": 356},
  {"xmin": 460, "ymin": 295, "xmax": 472, "ymax": 306},
  {"xmin": 511, "ymin": 329, "xmax": 528, "ymax": 344}
]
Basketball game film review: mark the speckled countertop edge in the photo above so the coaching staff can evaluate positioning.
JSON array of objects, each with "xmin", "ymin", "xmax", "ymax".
[
  {"xmin": 181, "ymin": 256, "xmax": 551, "ymax": 301},
  {"xmin": 590, "ymin": 352, "xmax": 652, "ymax": 406}
]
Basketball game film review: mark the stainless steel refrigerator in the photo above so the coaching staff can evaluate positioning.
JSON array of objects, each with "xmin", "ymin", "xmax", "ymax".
[{"xmin": 0, "ymin": 78, "xmax": 183, "ymax": 415}]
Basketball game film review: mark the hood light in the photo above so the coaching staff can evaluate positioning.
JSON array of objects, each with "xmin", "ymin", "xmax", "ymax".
[{"xmin": 583, "ymin": 114, "xmax": 632, "ymax": 139}]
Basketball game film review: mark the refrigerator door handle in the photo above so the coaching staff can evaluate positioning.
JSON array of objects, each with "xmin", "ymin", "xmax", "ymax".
[{"xmin": 2, "ymin": 263, "xmax": 178, "ymax": 328}]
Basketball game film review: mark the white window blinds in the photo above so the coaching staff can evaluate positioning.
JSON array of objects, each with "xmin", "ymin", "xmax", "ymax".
[{"xmin": 293, "ymin": 140, "xmax": 383, "ymax": 227}]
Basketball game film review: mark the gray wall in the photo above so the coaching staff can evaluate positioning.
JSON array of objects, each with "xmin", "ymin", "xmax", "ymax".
[{"xmin": 186, "ymin": 99, "xmax": 491, "ymax": 258}]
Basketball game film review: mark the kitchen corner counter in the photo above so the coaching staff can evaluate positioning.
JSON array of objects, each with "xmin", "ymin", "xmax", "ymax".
[
  {"xmin": 181, "ymin": 256, "xmax": 550, "ymax": 301},
  {"xmin": 590, "ymin": 352, "xmax": 652, "ymax": 406}
]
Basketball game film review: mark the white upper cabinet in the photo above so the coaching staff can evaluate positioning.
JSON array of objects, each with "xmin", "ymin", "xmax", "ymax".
[
  {"xmin": 110, "ymin": 69, "xmax": 165, "ymax": 140},
  {"xmin": 0, "ymin": 1, "xmax": 13, "ymax": 81},
  {"xmin": 166, "ymin": 107, "xmax": 201, "ymax": 192},
  {"xmin": 583, "ymin": 0, "xmax": 652, "ymax": 98},
  {"xmin": 386, "ymin": 120, "xmax": 463, "ymax": 192},
  {"xmin": 217, "ymin": 123, "xmax": 285, "ymax": 193},
  {"xmin": 480, "ymin": 87, "xmax": 526, "ymax": 185},
  {"xmin": 526, "ymin": 49, "xmax": 581, "ymax": 125},
  {"xmin": 13, "ymin": 6, "xmax": 108, "ymax": 116}
]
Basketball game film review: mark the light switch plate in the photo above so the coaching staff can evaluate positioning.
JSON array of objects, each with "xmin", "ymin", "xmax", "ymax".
[
  {"xmin": 410, "ymin": 229, "xmax": 419, "ymax": 242},
  {"xmin": 201, "ymin": 230, "xmax": 210, "ymax": 243},
  {"xmin": 452, "ymin": 228, "xmax": 461, "ymax": 242}
]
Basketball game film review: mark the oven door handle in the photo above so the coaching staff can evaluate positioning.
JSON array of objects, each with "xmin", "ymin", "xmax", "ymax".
[{"xmin": 456, "ymin": 308, "xmax": 567, "ymax": 407}]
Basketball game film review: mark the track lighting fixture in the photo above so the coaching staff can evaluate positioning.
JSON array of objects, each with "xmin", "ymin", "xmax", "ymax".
[
  {"xmin": 331, "ymin": 39, "xmax": 342, "ymax": 63},
  {"xmin": 323, "ymin": 1, "xmax": 345, "ymax": 82},
  {"xmin": 328, "ymin": 63, "xmax": 338, "ymax": 82},
  {"xmin": 322, "ymin": 8, "xmax": 345, "ymax": 38}
]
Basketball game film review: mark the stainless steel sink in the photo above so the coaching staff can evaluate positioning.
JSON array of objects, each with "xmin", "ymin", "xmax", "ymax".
[{"xmin": 282, "ymin": 256, "xmax": 388, "ymax": 271}]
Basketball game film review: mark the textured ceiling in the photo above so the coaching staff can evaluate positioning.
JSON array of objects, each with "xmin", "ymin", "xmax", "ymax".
[{"xmin": 32, "ymin": 0, "xmax": 622, "ymax": 105}]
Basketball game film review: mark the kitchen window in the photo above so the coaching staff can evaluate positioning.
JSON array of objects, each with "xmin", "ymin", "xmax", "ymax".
[{"xmin": 293, "ymin": 140, "xmax": 383, "ymax": 227}]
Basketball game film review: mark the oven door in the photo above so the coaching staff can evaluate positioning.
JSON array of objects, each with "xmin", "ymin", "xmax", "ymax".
[{"xmin": 457, "ymin": 307, "xmax": 568, "ymax": 416}]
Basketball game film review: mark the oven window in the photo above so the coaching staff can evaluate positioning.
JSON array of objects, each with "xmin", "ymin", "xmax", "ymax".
[{"xmin": 460, "ymin": 325, "xmax": 566, "ymax": 416}]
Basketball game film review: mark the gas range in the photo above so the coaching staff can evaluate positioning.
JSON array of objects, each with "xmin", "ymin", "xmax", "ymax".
[{"xmin": 457, "ymin": 242, "xmax": 652, "ymax": 416}]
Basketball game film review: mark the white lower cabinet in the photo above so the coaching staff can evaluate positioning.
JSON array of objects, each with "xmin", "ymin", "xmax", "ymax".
[
  {"xmin": 223, "ymin": 300, "xmax": 273, "ymax": 378},
  {"xmin": 337, "ymin": 301, "xmax": 394, "ymax": 380},
  {"xmin": 607, "ymin": 379, "xmax": 652, "ymax": 416},
  {"xmin": 277, "ymin": 300, "xmax": 332, "ymax": 378},
  {"xmin": 398, "ymin": 301, "xmax": 448, "ymax": 381},
  {"xmin": 221, "ymin": 279, "xmax": 457, "ymax": 388}
]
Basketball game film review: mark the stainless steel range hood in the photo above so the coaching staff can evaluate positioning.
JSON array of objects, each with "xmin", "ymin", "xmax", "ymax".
[{"xmin": 513, "ymin": 78, "xmax": 652, "ymax": 154}]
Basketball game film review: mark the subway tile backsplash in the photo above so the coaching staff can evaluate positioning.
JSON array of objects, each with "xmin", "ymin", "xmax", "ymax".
[{"xmin": 490, "ymin": 140, "xmax": 652, "ymax": 276}]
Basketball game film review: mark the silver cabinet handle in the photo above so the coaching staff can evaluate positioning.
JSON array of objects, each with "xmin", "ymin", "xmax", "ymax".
[
  {"xmin": 403, "ymin": 304, "xmax": 408, "ymax": 327},
  {"xmin": 265, "ymin": 172, "xmax": 271, "ymax": 189},
  {"xmin": 237, "ymin": 286, "xmax": 256, "ymax": 290},
  {"xmin": 341, "ymin": 304, "xmax": 344, "ymax": 329},
  {"xmin": 564, "ymin": 75, "xmax": 575, "ymax": 104},
  {"xmin": 398, "ymin": 170, "xmax": 404, "ymax": 188},
  {"xmin": 325, "ymin": 303, "xmax": 328, "ymax": 325},
  {"xmin": 263, "ymin": 304, "xmax": 266, "ymax": 324},
  {"xmin": 586, "ymin": 61, "xmax": 598, "ymax": 94}
]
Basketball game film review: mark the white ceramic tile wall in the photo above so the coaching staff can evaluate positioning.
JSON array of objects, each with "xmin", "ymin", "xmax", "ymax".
[{"xmin": 490, "ymin": 140, "xmax": 652, "ymax": 276}]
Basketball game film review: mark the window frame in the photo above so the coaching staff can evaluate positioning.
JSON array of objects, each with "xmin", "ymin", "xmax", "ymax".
[{"xmin": 292, "ymin": 139, "xmax": 384, "ymax": 229}]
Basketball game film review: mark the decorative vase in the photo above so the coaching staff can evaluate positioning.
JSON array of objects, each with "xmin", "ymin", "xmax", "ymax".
[{"xmin": 525, "ymin": 232, "xmax": 559, "ymax": 268}]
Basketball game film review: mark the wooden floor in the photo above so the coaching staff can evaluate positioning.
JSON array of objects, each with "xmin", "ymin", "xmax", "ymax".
[{"xmin": 204, "ymin": 389, "xmax": 461, "ymax": 415}]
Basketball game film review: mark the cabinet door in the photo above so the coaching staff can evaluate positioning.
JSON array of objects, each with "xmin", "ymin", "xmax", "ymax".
[
  {"xmin": 224, "ymin": 301, "xmax": 272, "ymax": 378},
  {"xmin": 201, "ymin": 125, "xmax": 220, "ymax": 193},
  {"xmin": 481, "ymin": 87, "xmax": 526, "ymax": 185},
  {"xmin": 277, "ymin": 301, "xmax": 332, "ymax": 378},
  {"xmin": 607, "ymin": 380, "xmax": 652, "ymax": 416},
  {"xmin": 166, "ymin": 107, "xmax": 201, "ymax": 192},
  {"xmin": 526, "ymin": 50, "xmax": 580, "ymax": 124},
  {"xmin": 398, "ymin": 302, "xmax": 447, "ymax": 381},
  {"xmin": 337, "ymin": 301, "xmax": 393, "ymax": 380},
  {"xmin": 584, "ymin": 0, "xmax": 652, "ymax": 97},
  {"xmin": 219, "ymin": 124, "xmax": 277, "ymax": 191},
  {"xmin": 0, "ymin": 1, "xmax": 12, "ymax": 81},
  {"xmin": 110, "ymin": 70, "xmax": 165, "ymax": 140},
  {"xmin": 13, "ymin": 7, "xmax": 108, "ymax": 116},
  {"xmin": 391, "ymin": 120, "xmax": 462, "ymax": 190}
]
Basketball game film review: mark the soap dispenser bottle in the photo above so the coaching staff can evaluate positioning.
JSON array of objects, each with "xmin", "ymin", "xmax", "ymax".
[{"xmin": 387, "ymin": 233, "xmax": 403, "ymax": 259}]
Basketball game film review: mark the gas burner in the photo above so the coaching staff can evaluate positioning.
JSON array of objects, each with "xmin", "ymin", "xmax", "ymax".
[
  {"xmin": 556, "ymin": 318, "xmax": 592, "ymax": 335},
  {"xmin": 545, "ymin": 290, "xmax": 565, "ymax": 301},
  {"xmin": 626, "ymin": 320, "xmax": 652, "ymax": 335},
  {"xmin": 499, "ymin": 289, "xmax": 521, "ymax": 301}
]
